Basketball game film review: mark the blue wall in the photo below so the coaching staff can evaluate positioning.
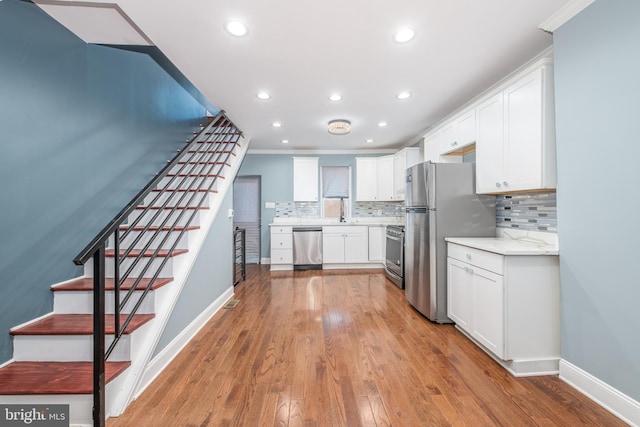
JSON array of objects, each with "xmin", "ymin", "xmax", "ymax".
[
  {"xmin": 237, "ymin": 153, "xmax": 381, "ymax": 259},
  {"xmin": 154, "ymin": 189, "xmax": 234, "ymax": 355},
  {"xmin": 554, "ymin": 0, "xmax": 640, "ymax": 401},
  {"xmin": 0, "ymin": 0, "xmax": 209, "ymax": 363}
]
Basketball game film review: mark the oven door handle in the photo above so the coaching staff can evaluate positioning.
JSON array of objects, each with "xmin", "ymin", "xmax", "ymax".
[{"xmin": 386, "ymin": 234, "xmax": 403, "ymax": 243}]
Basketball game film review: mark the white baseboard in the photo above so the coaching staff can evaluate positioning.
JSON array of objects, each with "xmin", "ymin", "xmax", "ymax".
[
  {"xmin": 560, "ymin": 359, "xmax": 640, "ymax": 426},
  {"xmin": 133, "ymin": 286, "xmax": 234, "ymax": 399}
]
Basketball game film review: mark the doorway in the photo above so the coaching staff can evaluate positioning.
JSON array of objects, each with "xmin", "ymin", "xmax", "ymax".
[{"xmin": 233, "ymin": 175, "xmax": 261, "ymax": 264}]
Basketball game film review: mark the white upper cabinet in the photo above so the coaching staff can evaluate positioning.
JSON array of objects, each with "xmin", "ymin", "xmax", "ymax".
[
  {"xmin": 423, "ymin": 133, "xmax": 441, "ymax": 163},
  {"xmin": 439, "ymin": 109, "xmax": 476, "ymax": 155},
  {"xmin": 393, "ymin": 147, "xmax": 420, "ymax": 200},
  {"xmin": 356, "ymin": 156, "xmax": 394, "ymax": 201},
  {"xmin": 476, "ymin": 60, "xmax": 557, "ymax": 194},
  {"xmin": 377, "ymin": 155, "xmax": 395, "ymax": 201},
  {"xmin": 292, "ymin": 157, "xmax": 318, "ymax": 201}
]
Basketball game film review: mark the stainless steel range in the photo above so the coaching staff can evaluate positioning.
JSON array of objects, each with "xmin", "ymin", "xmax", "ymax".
[{"xmin": 385, "ymin": 225, "xmax": 405, "ymax": 288}]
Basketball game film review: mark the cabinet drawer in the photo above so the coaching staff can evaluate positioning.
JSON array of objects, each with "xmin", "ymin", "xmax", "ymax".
[
  {"xmin": 271, "ymin": 249, "xmax": 293, "ymax": 264},
  {"xmin": 271, "ymin": 226, "xmax": 292, "ymax": 234},
  {"xmin": 271, "ymin": 233, "xmax": 292, "ymax": 249},
  {"xmin": 448, "ymin": 243, "xmax": 503, "ymax": 275}
]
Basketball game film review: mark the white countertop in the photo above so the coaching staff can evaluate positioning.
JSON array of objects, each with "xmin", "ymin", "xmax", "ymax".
[{"xmin": 445, "ymin": 229, "xmax": 559, "ymax": 256}]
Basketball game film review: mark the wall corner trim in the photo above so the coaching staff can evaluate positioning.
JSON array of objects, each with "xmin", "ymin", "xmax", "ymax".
[
  {"xmin": 539, "ymin": 0, "xmax": 595, "ymax": 33},
  {"xmin": 559, "ymin": 359, "xmax": 640, "ymax": 426},
  {"xmin": 134, "ymin": 286, "xmax": 235, "ymax": 399}
]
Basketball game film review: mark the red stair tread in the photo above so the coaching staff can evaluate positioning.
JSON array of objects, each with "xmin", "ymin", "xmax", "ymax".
[
  {"xmin": 0, "ymin": 361, "xmax": 130, "ymax": 395},
  {"xmin": 105, "ymin": 248, "xmax": 188, "ymax": 257},
  {"xmin": 11, "ymin": 314, "xmax": 155, "ymax": 336},
  {"xmin": 53, "ymin": 277, "xmax": 173, "ymax": 292}
]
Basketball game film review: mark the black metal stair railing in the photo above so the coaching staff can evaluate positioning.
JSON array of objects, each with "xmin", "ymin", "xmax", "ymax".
[{"xmin": 72, "ymin": 111, "xmax": 242, "ymax": 427}]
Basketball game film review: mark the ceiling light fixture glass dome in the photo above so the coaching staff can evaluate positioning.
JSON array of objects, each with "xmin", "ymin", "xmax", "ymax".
[
  {"xmin": 328, "ymin": 119, "xmax": 351, "ymax": 135},
  {"xmin": 225, "ymin": 21, "xmax": 249, "ymax": 37},
  {"xmin": 394, "ymin": 28, "xmax": 415, "ymax": 43}
]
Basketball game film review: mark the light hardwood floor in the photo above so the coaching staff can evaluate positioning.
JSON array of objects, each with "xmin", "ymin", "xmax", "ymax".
[{"xmin": 107, "ymin": 265, "xmax": 625, "ymax": 426}]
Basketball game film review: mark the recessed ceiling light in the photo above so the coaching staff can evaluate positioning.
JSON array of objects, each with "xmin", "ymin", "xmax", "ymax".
[
  {"xmin": 225, "ymin": 21, "xmax": 248, "ymax": 37},
  {"xmin": 366, "ymin": 139, "xmax": 374, "ymax": 143},
  {"xmin": 272, "ymin": 122, "xmax": 282, "ymax": 128},
  {"xmin": 378, "ymin": 121, "xmax": 388, "ymax": 127},
  {"xmin": 396, "ymin": 91, "xmax": 412, "ymax": 100},
  {"xmin": 281, "ymin": 139, "xmax": 289, "ymax": 144},
  {"xmin": 394, "ymin": 28, "xmax": 415, "ymax": 43},
  {"xmin": 329, "ymin": 94, "xmax": 343, "ymax": 102},
  {"xmin": 256, "ymin": 91, "xmax": 271, "ymax": 100}
]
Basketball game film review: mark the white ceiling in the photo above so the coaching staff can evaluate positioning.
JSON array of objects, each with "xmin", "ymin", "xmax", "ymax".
[{"xmin": 35, "ymin": 0, "xmax": 579, "ymax": 152}]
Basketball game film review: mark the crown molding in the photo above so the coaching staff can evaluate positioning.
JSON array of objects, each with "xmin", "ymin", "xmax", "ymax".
[{"xmin": 539, "ymin": 0, "xmax": 595, "ymax": 33}]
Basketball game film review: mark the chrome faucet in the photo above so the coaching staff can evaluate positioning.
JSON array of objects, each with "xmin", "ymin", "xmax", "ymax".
[{"xmin": 339, "ymin": 197, "xmax": 346, "ymax": 222}]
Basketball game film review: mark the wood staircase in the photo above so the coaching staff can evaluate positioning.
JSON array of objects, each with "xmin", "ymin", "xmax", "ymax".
[{"xmin": 0, "ymin": 114, "xmax": 247, "ymax": 426}]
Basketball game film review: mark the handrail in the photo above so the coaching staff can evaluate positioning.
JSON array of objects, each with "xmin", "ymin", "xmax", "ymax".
[
  {"xmin": 73, "ymin": 111, "xmax": 230, "ymax": 266},
  {"xmin": 76, "ymin": 111, "xmax": 243, "ymax": 427}
]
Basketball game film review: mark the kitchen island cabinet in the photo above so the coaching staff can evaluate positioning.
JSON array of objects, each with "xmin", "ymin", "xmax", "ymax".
[{"xmin": 446, "ymin": 239, "xmax": 560, "ymax": 376}]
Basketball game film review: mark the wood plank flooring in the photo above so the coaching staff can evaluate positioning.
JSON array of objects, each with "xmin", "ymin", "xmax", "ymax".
[{"xmin": 107, "ymin": 265, "xmax": 625, "ymax": 426}]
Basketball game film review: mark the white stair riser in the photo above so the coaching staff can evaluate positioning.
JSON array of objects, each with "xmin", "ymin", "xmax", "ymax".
[
  {"xmin": 115, "ymin": 229, "xmax": 192, "ymax": 251},
  {"xmin": 128, "ymin": 209, "xmax": 201, "ymax": 228},
  {"xmin": 143, "ymin": 191, "xmax": 210, "ymax": 208},
  {"xmin": 54, "ymin": 290, "xmax": 156, "ymax": 315},
  {"xmin": 13, "ymin": 334, "xmax": 132, "ymax": 362},
  {"xmin": 0, "ymin": 370, "xmax": 130, "ymax": 426},
  {"xmin": 157, "ymin": 176, "xmax": 222, "ymax": 191},
  {"xmin": 105, "ymin": 256, "xmax": 175, "ymax": 279}
]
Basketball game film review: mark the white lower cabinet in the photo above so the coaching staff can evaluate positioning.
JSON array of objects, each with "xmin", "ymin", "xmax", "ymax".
[
  {"xmin": 322, "ymin": 226, "xmax": 368, "ymax": 264},
  {"xmin": 367, "ymin": 226, "xmax": 385, "ymax": 262},
  {"xmin": 447, "ymin": 242, "xmax": 560, "ymax": 376},
  {"xmin": 270, "ymin": 226, "xmax": 293, "ymax": 270}
]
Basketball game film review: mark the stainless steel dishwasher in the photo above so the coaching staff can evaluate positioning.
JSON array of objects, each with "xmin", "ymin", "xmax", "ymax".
[{"xmin": 292, "ymin": 227, "xmax": 323, "ymax": 270}]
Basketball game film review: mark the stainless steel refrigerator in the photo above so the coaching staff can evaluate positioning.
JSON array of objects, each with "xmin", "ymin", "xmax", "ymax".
[{"xmin": 405, "ymin": 162, "xmax": 495, "ymax": 323}]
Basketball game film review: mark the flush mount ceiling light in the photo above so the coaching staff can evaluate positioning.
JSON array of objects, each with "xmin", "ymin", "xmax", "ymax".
[
  {"xmin": 394, "ymin": 28, "xmax": 415, "ymax": 43},
  {"xmin": 225, "ymin": 20, "xmax": 248, "ymax": 37},
  {"xmin": 256, "ymin": 91, "xmax": 271, "ymax": 100},
  {"xmin": 396, "ymin": 91, "xmax": 412, "ymax": 100},
  {"xmin": 328, "ymin": 94, "xmax": 343, "ymax": 102},
  {"xmin": 328, "ymin": 119, "xmax": 351, "ymax": 135},
  {"xmin": 272, "ymin": 121, "xmax": 282, "ymax": 128}
]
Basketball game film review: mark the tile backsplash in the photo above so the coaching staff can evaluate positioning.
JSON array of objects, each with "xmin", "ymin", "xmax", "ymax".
[
  {"xmin": 275, "ymin": 200, "xmax": 404, "ymax": 218},
  {"xmin": 496, "ymin": 191, "xmax": 557, "ymax": 232},
  {"xmin": 275, "ymin": 192, "xmax": 558, "ymax": 234}
]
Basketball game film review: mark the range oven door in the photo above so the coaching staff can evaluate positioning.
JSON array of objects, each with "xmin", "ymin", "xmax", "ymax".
[{"xmin": 385, "ymin": 232, "xmax": 404, "ymax": 288}]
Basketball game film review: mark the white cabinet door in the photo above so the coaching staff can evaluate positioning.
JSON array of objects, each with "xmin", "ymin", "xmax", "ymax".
[
  {"xmin": 393, "ymin": 148, "xmax": 419, "ymax": 200},
  {"xmin": 293, "ymin": 157, "xmax": 318, "ymax": 201},
  {"xmin": 447, "ymin": 258, "xmax": 473, "ymax": 330},
  {"xmin": 439, "ymin": 123, "xmax": 456, "ymax": 154},
  {"xmin": 368, "ymin": 226, "xmax": 385, "ymax": 262},
  {"xmin": 424, "ymin": 133, "xmax": 440, "ymax": 163},
  {"xmin": 355, "ymin": 157, "xmax": 378, "ymax": 201},
  {"xmin": 344, "ymin": 232, "xmax": 368, "ymax": 263},
  {"xmin": 503, "ymin": 70, "xmax": 544, "ymax": 192},
  {"xmin": 456, "ymin": 109, "xmax": 476, "ymax": 148},
  {"xmin": 476, "ymin": 94, "xmax": 505, "ymax": 194},
  {"xmin": 377, "ymin": 155, "xmax": 395, "ymax": 201},
  {"xmin": 472, "ymin": 266, "xmax": 505, "ymax": 359},
  {"xmin": 322, "ymin": 233, "xmax": 345, "ymax": 264}
]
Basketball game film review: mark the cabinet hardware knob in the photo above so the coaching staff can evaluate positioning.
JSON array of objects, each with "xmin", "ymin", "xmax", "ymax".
[
  {"xmin": 496, "ymin": 182, "xmax": 501, "ymax": 187},
  {"xmin": 466, "ymin": 253, "xmax": 471, "ymax": 260},
  {"xmin": 503, "ymin": 181, "xmax": 509, "ymax": 187}
]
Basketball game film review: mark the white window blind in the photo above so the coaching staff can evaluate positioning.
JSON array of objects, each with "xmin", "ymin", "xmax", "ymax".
[{"xmin": 322, "ymin": 166, "xmax": 349, "ymax": 198}]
